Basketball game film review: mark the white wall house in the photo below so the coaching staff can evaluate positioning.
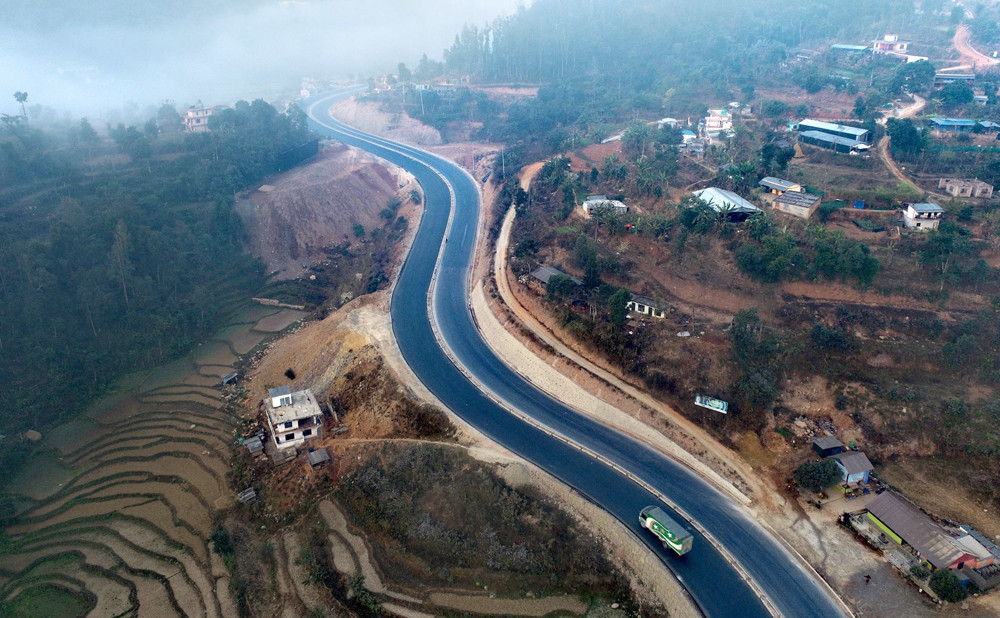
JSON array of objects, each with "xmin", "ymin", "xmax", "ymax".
[
  {"xmin": 903, "ymin": 203, "xmax": 944, "ymax": 231},
  {"xmin": 182, "ymin": 104, "xmax": 214, "ymax": 133},
  {"xmin": 704, "ymin": 109, "xmax": 733, "ymax": 133},
  {"xmin": 582, "ymin": 195, "xmax": 628, "ymax": 217},
  {"xmin": 627, "ymin": 294, "xmax": 665, "ymax": 319},
  {"xmin": 264, "ymin": 386, "xmax": 323, "ymax": 450}
]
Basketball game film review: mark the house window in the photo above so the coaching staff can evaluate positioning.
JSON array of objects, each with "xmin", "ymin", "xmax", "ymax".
[
  {"xmin": 284, "ymin": 421, "xmax": 293, "ymax": 429},
  {"xmin": 302, "ymin": 429, "xmax": 312, "ymax": 437}
]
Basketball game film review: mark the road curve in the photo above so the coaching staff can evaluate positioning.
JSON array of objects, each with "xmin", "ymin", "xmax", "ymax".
[{"xmin": 303, "ymin": 90, "xmax": 847, "ymax": 618}]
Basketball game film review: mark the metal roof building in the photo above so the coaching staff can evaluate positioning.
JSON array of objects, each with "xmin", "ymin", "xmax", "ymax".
[
  {"xmin": 831, "ymin": 451, "xmax": 873, "ymax": 484},
  {"xmin": 796, "ymin": 119, "xmax": 870, "ymax": 142},
  {"xmin": 529, "ymin": 266, "xmax": 581, "ymax": 286},
  {"xmin": 799, "ymin": 130, "xmax": 870, "ymax": 154},
  {"xmin": 774, "ymin": 191, "xmax": 822, "ymax": 220},
  {"xmin": 811, "ymin": 435, "xmax": 844, "ymax": 457},
  {"xmin": 867, "ymin": 493, "xmax": 992, "ymax": 570},
  {"xmin": 307, "ymin": 448, "xmax": 332, "ymax": 468},
  {"xmin": 692, "ymin": 188, "xmax": 759, "ymax": 215},
  {"xmin": 929, "ymin": 118, "xmax": 977, "ymax": 131},
  {"xmin": 909, "ymin": 203, "xmax": 944, "ymax": 214},
  {"xmin": 759, "ymin": 177, "xmax": 802, "ymax": 193}
]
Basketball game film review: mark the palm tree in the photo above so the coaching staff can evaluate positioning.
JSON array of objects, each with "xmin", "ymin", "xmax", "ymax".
[{"xmin": 13, "ymin": 92, "xmax": 27, "ymax": 119}]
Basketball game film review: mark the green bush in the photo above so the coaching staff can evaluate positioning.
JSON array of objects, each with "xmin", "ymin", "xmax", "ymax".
[
  {"xmin": 910, "ymin": 564, "xmax": 931, "ymax": 579},
  {"xmin": 794, "ymin": 459, "xmax": 842, "ymax": 492},
  {"xmin": 929, "ymin": 568, "xmax": 967, "ymax": 603}
]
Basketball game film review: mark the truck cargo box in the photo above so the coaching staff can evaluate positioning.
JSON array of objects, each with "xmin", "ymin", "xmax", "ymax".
[{"xmin": 639, "ymin": 505, "xmax": 694, "ymax": 555}]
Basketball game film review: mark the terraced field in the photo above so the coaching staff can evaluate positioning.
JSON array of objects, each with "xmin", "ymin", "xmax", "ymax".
[{"xmin": 1, "ymin": 304, "xmax": 306, "ymax": 617}]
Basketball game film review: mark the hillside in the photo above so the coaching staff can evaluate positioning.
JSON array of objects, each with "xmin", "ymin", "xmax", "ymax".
[{"xmin": 236, "ymin": 143, "xmax": 415, "ymax": 279}]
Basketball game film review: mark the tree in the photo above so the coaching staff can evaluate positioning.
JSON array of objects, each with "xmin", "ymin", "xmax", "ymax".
[
  {"xmin": 609, "ymin": 287, "xmax": 631, "ymax": 325},
  {"xmin": 583, "ymin": 254, "xmax": 601, "ymax": 288},
  {"xmin": 886, "ymin": 118, "xmax": 925, "ymax": 158},
  {"xmin": 78, "ymin": 118, "xmax": 99, "ymax": 147},
  {"xmin": 546, "ymin": 274, "xmax": 576, "ymax": 298},
  {"xmin": 397, "ymin": 62, "xmax": 412, "ymax": 83},
  {"xmin": 940, "ymin": 81, "xmax": 974, "ymax": 108},
  {"xmin": 143, "ymin": 118, "xmax": 158, "ymax": 140},
  {"xmin": 13, "ymin": 91, "xmax": 27, "ymax": 118},
  {"xmin": 760, "ymin": 99, "xmax": 789, "ymax": 118},
  {"xmin": 794, "ymin": 459, "xmax": 842, "ymax": 492},
  {"xmin": 622, "ymin": 120, "xmax": 652, "ymax": 159},
  {"xmin": 110, "ymin": 220, "xmax": 132, "ymax": 308},
  {"xmin": 352, "ymin": 223, "xmax": 365, "ymax": 238},
  {"xmin": 929, "ymin": 569, "xmax": 967, "ymax": 603},
  {"xmin": 803, "ymin": 73, "xmax": 825, "ymax": 94},
  {"xmin": 745, "ymin": 211, "xmax": 775, "ymax": 241}
]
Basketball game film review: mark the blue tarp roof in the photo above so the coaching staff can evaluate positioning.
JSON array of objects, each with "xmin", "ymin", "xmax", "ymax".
[{"xmin": 930, "ymin": 117, "xmax": 975, "ymax": 126}]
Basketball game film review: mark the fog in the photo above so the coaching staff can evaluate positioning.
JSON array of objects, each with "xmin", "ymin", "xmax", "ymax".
[{"xmin": 1, "ymin": 0, "xmax": 523, "ymax": 120}]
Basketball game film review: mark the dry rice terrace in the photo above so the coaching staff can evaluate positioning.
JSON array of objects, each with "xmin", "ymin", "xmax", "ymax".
[{"xmin": 0, "ymin": 303, "xmax": 305, "ymax": 617}]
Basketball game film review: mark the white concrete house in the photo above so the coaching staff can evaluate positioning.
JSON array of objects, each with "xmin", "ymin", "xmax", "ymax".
[
  {"xmin": 264, "ymin": 386, "xmax": 323, "ymax": 450},
  {"xmin": 903, "ymin": 203, "xmax": 944, "ymax": 231},
  {"xmin": 582, "ymin": 195, "xmax": 628, "ymax": 217}
]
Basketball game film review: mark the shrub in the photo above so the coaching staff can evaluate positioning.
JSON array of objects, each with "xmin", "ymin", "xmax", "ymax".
[
  {"xmin": 810, "ymin": 324, "xmax": 852, "ymax": 351},
  {"xmin": 910, "ymin": 564, "xmax": 931, "ymax": 579},
  {"xmin": 794, "ymin": 459, "xmax": 842, "ymax": 492},
  {"xmin": 929, "ymin": 568, "xmax": 967, "ymax": 603}
]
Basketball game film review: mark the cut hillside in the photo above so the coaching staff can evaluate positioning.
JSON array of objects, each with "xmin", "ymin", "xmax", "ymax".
[
  {"xmin": 236, "ymin": 143, "xmax": 415, "ymax": 279},
  {"xmin": 330, "ymin": 97, "xmax": 443, "ymax": 145}
]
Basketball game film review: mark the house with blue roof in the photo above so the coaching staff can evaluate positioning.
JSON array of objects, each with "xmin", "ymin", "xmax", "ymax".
[{"xmin": 929, "ymin": 118, "xmax": 977, "ymax": 132}]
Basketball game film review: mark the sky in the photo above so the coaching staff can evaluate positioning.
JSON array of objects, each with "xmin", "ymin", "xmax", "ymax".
[{"xmin": 1, "ymin": 0, "xmax": 523, "ymax": 120}]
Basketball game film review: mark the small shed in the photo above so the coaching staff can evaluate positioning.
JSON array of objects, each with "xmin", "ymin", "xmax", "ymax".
[
  {"xmin": 773, "ymin": 191, "xmax": 821, "ymax": 220},
  {"xmin": 307, "ymin": 448, "xmax": 332, "ymax": 468},
  {"xmin": 529, "ymin": 266, "xmax": 581, "ymax": 286},
  {"xmin": 831, "ymin": 450, "xmax": 873, "ymax": 484},
  {"xmin": 221, "ymin": 372, "xmax": 238, "ymax": 386},
  {"xmin": 812, "ymin": 435, "xmax": 844, "ymax": 457},
  {"xmin": 759, "ymin": 177, "xmax": 802, "ymax": 195},
  {"xmin": 244, "ymin": 436, "xmax": 263, "ymax": 454}
]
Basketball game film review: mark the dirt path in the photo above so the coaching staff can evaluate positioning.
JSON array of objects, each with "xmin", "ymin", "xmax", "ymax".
[
  {"xmin": 876, "ymin": 94, "xmax": 952, "ymax": 202},
  {"xmin": 952, "ymin": 25, "xmax": 1000, "ymax": 71}
]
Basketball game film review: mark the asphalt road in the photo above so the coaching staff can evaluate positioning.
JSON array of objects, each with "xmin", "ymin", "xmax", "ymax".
[{"xmin": 303, "ymin": 90, "xmax": 846, "ymax": 618}]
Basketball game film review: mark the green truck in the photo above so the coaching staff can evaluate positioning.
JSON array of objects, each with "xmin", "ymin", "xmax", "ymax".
[{"xmin": 639, "ymin": 505, "xmax": 694, "ymax": 556}]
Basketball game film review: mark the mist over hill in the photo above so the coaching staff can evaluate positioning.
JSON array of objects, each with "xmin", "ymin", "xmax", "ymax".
[{"xmin": 0, "ymin": 0, "xmax": 521, "ymax": 118}]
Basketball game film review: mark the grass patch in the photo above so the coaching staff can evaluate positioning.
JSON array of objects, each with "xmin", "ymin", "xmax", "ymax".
[
  {"xmin": 0, "ymin": 583, "xmax": 95, "ymax": 618},
  {"xmin": 334, "ymin": 442, "xmax": 634, "ymax": 602}
]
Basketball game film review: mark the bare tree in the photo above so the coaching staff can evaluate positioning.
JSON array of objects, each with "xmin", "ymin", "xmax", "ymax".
[
  {"xmin": 13, "ymin": 92, "xmax": 27, "ymax": 119},
  {"xmin": 110, "ymin": 221, "xmax": 132, "ymax": 308}
]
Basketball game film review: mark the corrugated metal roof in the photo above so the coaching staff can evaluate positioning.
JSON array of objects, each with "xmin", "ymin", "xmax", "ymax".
[
  {"xmin": 692, "ymin": 188, "xmax": 759, "ymax": 214},
  {"xmin": 776, "ymin": 191, "xmax": 821, "ymax": 208},
  {"xmin": 909, "ymin": 202, "xmax": 944, "ymax": 213},
  {"xmin": 529, "ymin": 266, "xmax": 581, "ymax": 285},
  {"xmin": 245, "ymin": 436, "xmax": 263, "ymax": 453},
  {"xmin": 759, "ymin": 177, "xmax": 799, "ymax": 191},
  {"xmin": 868, "ymin": 493, "xmax": 966, "ymax": 569},
  {"xmin": 797, "ymin": 119, "xmax": 869, "ymax": 139},
  {"xmin": 799, "ymin": 130, "xmax": 867, "ymax": 149},
  {"xmin": 930, "ymin": 117, "xmax": 976, "ymax": 126},
  {"xmin": 812, "ymin": 435, "xmax": 843, "ymax": 450},
  {"xmin": 307, "ymin": 449, "xmax": 331, "ymax": 467},
  {"xmin": 268, "ymin": 385, "xmax": 292, "ymax": 398},
  {"xmin": 630, "ymin": 294, "xmax": 663, "ymax": 309},
  {"xmin": 833, "ymin": 451, "xmax": 873, "ymax": 475}
]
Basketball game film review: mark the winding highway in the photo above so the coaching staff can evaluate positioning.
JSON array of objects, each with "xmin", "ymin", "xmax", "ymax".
[{"xmin": 303, "ymin": 90, "xmax": 847, "ymax": 617}]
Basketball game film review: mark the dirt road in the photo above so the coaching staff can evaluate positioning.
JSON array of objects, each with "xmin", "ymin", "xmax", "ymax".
[
  {"xmin": 875, "ymin": 94, "xmax": 955, "ymax": 202},
  {"xmin": 952, "ymin": 25, "xmax": 1000, "ymax": 71}
]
